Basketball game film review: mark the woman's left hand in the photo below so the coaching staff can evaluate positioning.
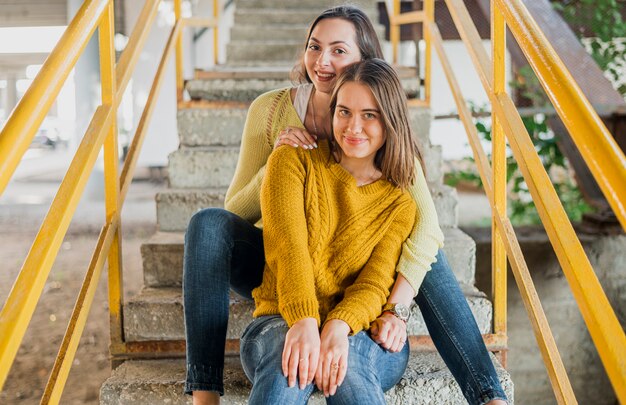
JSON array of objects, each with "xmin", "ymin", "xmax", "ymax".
[
  {"xmin": 370, "ymin": 312, "xmax": 407, "ymax": 353},
  {"xmin": 316, "ymin": 319, "xmax": 350, "ymax": 397}
]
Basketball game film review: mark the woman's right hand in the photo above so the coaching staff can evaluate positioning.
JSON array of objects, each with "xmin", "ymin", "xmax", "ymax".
[
  {"xmin": 274, "ymin": 126, "xmax": 318, "ymax": 150},
  {"xmin": 282, "ymin": 317, "xmax": 320, "ymax": 390},
  {"xmin": 370, "ymin": 312, "xmax": 407, "ymax": 353},
  {"xmin": 316, "ymin": 319, "xmax": 350, "ymax": 397}
]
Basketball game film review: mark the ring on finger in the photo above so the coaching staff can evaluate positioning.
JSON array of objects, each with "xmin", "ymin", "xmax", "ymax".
[{"xmin": 331, "ymin": 363, "xmax": 339, "ymax": 370}]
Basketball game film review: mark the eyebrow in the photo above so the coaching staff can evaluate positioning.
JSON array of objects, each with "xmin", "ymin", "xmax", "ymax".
[
  {"xmin": 309, "ymin": 37, "xmax": 353, "ymax": 48},
  {"xmin": 336, "ymin": 104, "xmax": 380, "ymax": 113}
]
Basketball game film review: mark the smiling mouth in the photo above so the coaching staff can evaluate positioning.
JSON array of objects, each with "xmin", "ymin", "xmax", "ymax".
[
  {"xmin": 343, "ymin": 136, "xmax": 367, "ymax": 145},
  {"xmin": 316, "ymin": 71, "xmax": 335, "ymax": 81}
]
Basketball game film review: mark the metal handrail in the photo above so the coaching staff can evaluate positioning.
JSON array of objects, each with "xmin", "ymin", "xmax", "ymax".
[
  {"xmin": 0, "ymin": 0, "xmax": 218, "ymax": 400},
  {"xmin": 0, "ymin": 0, "xmax": 112, "ymax": 389},
  {"xmin": 0, "ymin": 0, "xmax": 109, "ymax": 197},
  {"xmin": 388, "ymin": 0, "xmax": 626, "ymax": 402}
]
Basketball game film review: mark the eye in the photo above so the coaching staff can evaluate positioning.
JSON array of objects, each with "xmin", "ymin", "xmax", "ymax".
[
  {"xmin": 364, "ymin": 112, "xmax": 377, "ymax": 120},
  {"xmin": 333, "ymin": 48, "xmax": 347, "ymax": 54},
  {"xmin": 337, "ymin": 109, "xmax": 350, "ymax": 117},
  {"xmin": 307, "ymin": 44, "xmax": 320, "ymax": 51}
]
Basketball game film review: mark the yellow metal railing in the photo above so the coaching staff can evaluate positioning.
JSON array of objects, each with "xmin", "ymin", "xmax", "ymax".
[
  {"xmin": 388, "ymin": 0, "xmax": 626, "ymax": 402},
  {"xmin": 0, "ymin": 0, "xmax": 219, "ymax": 401}
]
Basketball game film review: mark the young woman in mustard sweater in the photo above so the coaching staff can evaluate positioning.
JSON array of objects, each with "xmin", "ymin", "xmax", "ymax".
[
  {"xmin": 241, "ymin": 59, "xmax": 415, "ymax": 404},
  {"xmin": 183, "ymin": 6, "xmax": 507, "ymax": 405}
]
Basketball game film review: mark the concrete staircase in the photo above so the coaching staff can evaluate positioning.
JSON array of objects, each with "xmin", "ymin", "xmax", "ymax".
[{"xmin": 101, "ymin": 2, "xmax": 513, "ymax": 404}]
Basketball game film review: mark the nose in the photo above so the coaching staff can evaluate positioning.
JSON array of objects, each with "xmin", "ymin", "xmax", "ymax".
[
  {"xmin": 316, "ymin": 50, "xmax": 330, "ymax": 67},
  {"xmin": 347, "ymin": 116, "xmax": 363, "ymax": 134}
]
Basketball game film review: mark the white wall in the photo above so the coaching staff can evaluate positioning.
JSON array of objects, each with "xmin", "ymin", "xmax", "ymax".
[{"xmin": 124, "ymin": 0, "xmax": 181, "ymax": 167}]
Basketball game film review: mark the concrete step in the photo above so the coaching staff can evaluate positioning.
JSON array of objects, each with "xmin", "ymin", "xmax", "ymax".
[
  {"xmin": 100, "ymin": 354, "xmax": 513, "ymax": 404},
  {"xmin": 235, "ymin": 0, "xmax": 379, "ymax": 10},
  {"xmin": 185, "ymin": 75, "xmax": 420, "ymax": 103},
  {"xmin": 167, "ymin": 147, "xmax": 239, "ymax": 189},
  {"xmin": 234, "ymin": 9, "xmax": 323, "ymax": 26},
  {"xmin": 123, "ymin": 283, "xmax": 490, "ymax": 342},
  {"xmin": 156, "ymin": 176, "xmax": 453, "ymax": 232},
  {"xmin": 230, "ymin": 24, "xmax": 309, "ymax": 42},
  {"xmin": 142, "ymin": 225, "xmax": 473, "ymax": 289},
  {"xmin": 166, "ymin": 138, "xmax": 439, "ymax": 192},
  {"xmin": 233, "ymin": 8, "xmax": 377, "ymax": 26},
  {"xmin": 155, "ymin": 188, "xmax": 226, "ymax": 234},
  {"xmin": 177, "ymin": 107, "xmax": 249, "ymax": 146},
  {"xmin": 101, "ymin": 353, "xmax": 512, "ymax": 404},
  {"xmin": 178, "ymin": 102, "xmax": 430, "ymax": 149},
  {"xmin": 226, "ymin": 40, "xmax": 302, "ymax": 65}
]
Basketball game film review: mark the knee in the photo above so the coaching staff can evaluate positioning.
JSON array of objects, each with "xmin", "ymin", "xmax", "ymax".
[
  {"xmin": 186, "ymin": 208, "xmax": 236, "ymax": 244},
  {"xmin": 249, "ymin": 374, "xmax": 311, "ymax": 405}
]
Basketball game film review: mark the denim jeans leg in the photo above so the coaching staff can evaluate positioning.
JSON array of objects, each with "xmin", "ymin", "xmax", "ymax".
[
  {"xmin": 416, "ymin": 249, "xmax": 507, "ymax": 404},
  {"xmin": 183, "ymin": 208, "xmax": 265, "ymax": 395},
  {"xmin": 240, "ymin": 316, "xmax": 315, "ymax": 405},
  {"xmin": 327, "ymin": 332, "xmax": 409, "ymax": 405}
]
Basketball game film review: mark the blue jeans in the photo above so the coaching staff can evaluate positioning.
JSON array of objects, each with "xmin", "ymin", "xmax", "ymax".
[
  {"xmin": 183, "ymin": 208, "xmax": 507, "ymax": 404},
  {"xmin": 240, "ymin": 315, "xmax": 409, "ymax": 405}
]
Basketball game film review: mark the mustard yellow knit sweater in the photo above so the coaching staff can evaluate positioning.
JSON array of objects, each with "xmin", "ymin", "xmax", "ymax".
[
  {"xmin": 225, "ymin": 87, "xmax": 444, "ymax": 294},
  {"xmin": 253, "ymin": 143, "xmax": 416, "ymax": 333}
]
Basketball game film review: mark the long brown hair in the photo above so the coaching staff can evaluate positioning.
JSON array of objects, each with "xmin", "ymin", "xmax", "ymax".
[
  {"xmin": 329, "ymin": 59, "xmax": 423, "ymax": 189},
  {"xmin": 291, "ymin": 5, "xmax": 383, "ymax": 84}
]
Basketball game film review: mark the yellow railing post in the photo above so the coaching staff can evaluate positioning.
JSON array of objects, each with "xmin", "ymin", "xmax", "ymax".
[
  {"xmin": 424, "ymin": 0, "xmax": 434, "ymax": 105},
  {"xmin": 175, "ymin": 0, "xmax": 184, "ymax": 102},
  {"xmin": 99, "ymin": 0, "xmax": 125, "ymax": 354},
  {"xmin": 490, "ymin": 0, "xmax": 507, "ymax": 365},
  {"xmin": 213, "ymin": 0, "xmax": 219, "ymax": 64},
  {"xmin": 391, "ymin": 0, "xmax": 400, "ymax": 64}
]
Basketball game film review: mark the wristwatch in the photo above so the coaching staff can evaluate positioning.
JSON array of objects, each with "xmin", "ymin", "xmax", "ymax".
[{"xmin": 382, "ymin": 302, "xmax": 410, "ymax": 322}]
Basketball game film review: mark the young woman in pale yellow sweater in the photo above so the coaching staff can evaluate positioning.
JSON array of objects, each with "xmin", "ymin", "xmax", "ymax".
[
  {"xmin": 183, "ymin": 6, "xmax": 507, "ymax": 405},
  {"xmin": 241, "ymin": 58, "xmax": 416, "ymax": 404}
]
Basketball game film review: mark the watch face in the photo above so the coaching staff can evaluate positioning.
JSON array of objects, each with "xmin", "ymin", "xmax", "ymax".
[{"xmin": 395, "ymin": 303, "xmax": 410, "ymax": 320}]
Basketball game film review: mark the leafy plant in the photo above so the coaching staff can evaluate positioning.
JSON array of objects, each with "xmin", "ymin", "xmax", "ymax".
[
  {"xmin": 445, "ymin": 70, "xmax": 593, "ymax": 226},
  {"xmin": 552, "ymin": 0, "xmax": 626, "ymax": 97}
]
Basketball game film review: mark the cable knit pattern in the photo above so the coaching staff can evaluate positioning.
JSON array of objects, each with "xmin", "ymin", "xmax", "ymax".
[
  {"xmin": 224, "ymin": 87, "xmax": 444, "ymax": 294},
  {"xmin": 253, "ymin": 142, "xmax": 416, "ymax": 334}
]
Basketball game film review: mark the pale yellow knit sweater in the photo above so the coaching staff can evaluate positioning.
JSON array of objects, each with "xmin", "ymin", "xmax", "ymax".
[
  {"xmin": 225, "ymin": 87, "xmax": 444, "ymax": 294},
  {"xmin": 253, "ymin": 143, "xmax": 416, "ymax": 333}
]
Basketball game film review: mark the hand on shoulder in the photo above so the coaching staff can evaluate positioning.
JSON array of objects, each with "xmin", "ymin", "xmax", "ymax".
[{"xmin": 274, "ymin": 126, "xmax": 318, "ymax": 150}]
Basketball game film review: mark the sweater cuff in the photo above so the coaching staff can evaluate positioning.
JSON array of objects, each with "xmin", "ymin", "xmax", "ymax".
[
  {"xmin": 280, "ymin": 300, "xmax": 320, "ymax": 328},
  {"xmin": 396, "ymin": 237, "xmax": 440, "ymax": 296},
  {"xmin": 325, "ymin": 310, "xmax": 366, "ymax": 336}
]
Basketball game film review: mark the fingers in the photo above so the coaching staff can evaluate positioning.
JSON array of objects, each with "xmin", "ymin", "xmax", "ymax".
[
  {"xmin": 375, "ymin": 318, "xmax": 392, "ymax": 347},
  {"xmin": 317, "ymin": 353, "xmax": 346, "ymax": 397},
  {"xmin": 282, "ymin": 343, "xmax": 291, "ymax": 377},
  {"xmin": 307, "ymin": 347, "xmax": 319, "ymax": 387},
  {"xmin": 372, "ymin": 314, "xmax": 407, "ymax": 351},
  {"xmin": 274, "ymin": 127, "xmax": 318, "ymax": 150},
  {"xmin": 389, "ymin": 328, "xmax": 407, "ymax": 353},
  {"xmin": 328, "ymin": 357, "xmax": 347, "ymax": 396},
  {"xmin": 288, "ymin": 348, "xmax": 300, "ymax": 388}
]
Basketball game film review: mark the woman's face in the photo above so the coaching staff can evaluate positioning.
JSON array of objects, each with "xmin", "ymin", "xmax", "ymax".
[
  {"xmin": 333, "ymin": 82, "xmax": 385, "ymax": 163},
  {"xmin": 304, "ymin": 18, "xmax": 362, "ymax": 95}
]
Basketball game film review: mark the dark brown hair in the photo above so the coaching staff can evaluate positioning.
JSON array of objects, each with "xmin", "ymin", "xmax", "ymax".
[
  {"xmin": 291, "ymin": 5, "xmax": 383, "ymax": 84},
  {"xmin": 328, "ymin": 59, "xmax": 423, "ymax": 189}
]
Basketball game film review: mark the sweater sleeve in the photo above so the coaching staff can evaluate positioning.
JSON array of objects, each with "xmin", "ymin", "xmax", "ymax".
[
  {"xmin": 224, "ymin": 92, "xmax": 277, "ymax": 223},
  {"xmin": 396, "ymin": 158, "xmax": 445, "ymax": 295},
  {"xmin": 261, "ymin": 146, "xmax": 320, "ymax": 327},
  {"xmin": 326, "ymin": 198, "xmax": 416, "ymax": 334}
]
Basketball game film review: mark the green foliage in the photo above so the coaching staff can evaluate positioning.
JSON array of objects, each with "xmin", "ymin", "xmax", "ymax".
[
  {"xmin": 446, "ymin": 79, "xmax": 593, "ymax": 226},
  {"xmin": 552, "ymin": 0, "xmax": 626, "ymax": 97}
]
